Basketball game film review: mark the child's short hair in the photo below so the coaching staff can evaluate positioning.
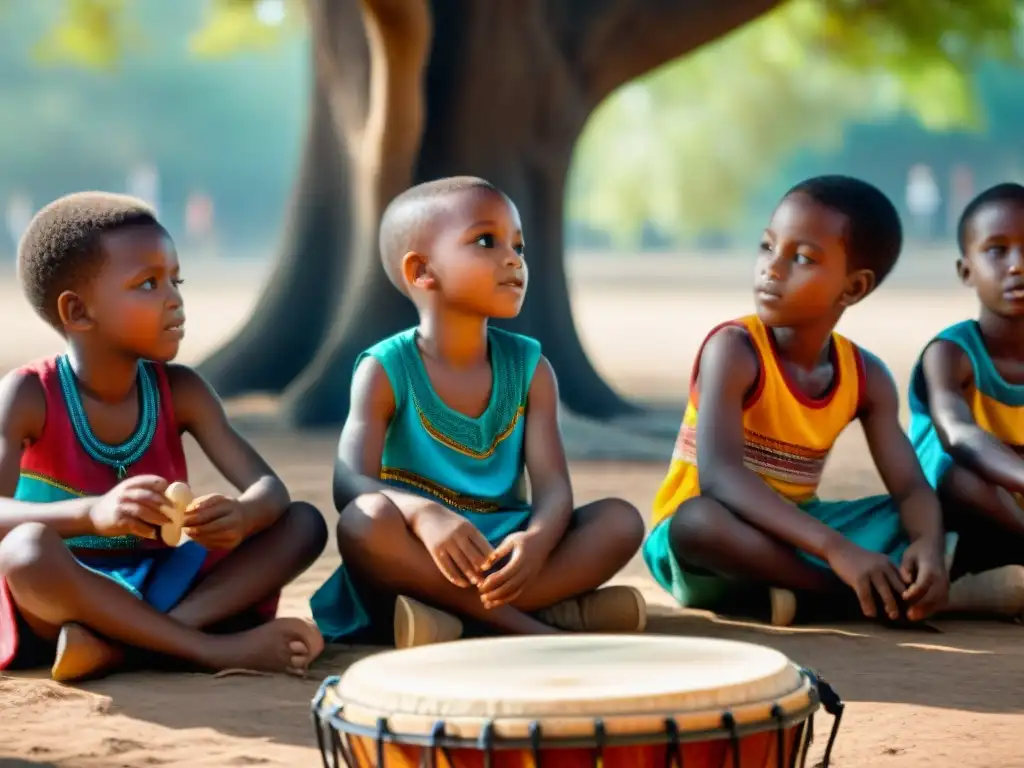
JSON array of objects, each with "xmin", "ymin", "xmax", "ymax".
[
  {"xmin": 785, "ymin": 175, "xmax": 903, "ymax": 289},
  {"xmin": 956, "ymin": 182, "xmax": 1024, "ymax": 255},
  {"xmin": 18, "ymin": 191, "xmax": 161, "ymax": 328},
  {"xmin": 378, "ymin": 176, "xmax": 500, "ymax": 293}
]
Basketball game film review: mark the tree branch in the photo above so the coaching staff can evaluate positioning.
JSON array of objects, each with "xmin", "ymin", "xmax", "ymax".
[
  {"xmin": 359, "ymin": 0, "xmax": 432, "ymax": 187},
  {"xmin": 304, "ymin": 0, "xmax": 371, "ymax": 139},
  {"xmin": 332, "ymin": 0, "xmax": 429, "ymax": 242},
  {"xmin": 302, "ymin": 0, "xmax": 430, "ymax": 211},
  {"xmin": 568, "ymin": 0, "xmax": 783, "ymax": 105}
]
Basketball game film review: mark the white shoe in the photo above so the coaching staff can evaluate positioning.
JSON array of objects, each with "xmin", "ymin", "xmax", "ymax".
[
  {"xmin": 537, "ymin": 586, "xmax": 647, "ymax": 632},
  {"xmin": 393, "ymin": 596, "xmax": 463, "ymax": 649},
  {"xmin": 945, "ymin": 565, "xmax": 1024, "ymax": 617},
  {"xmin": 769, "ymin": 588, "xmax": 797, "ymax": 627}
]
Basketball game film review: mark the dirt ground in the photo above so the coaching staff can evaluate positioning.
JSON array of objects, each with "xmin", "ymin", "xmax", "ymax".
[{"xmin": 1, "ymin": 254, "xmax": 1021, "ymax": 768}]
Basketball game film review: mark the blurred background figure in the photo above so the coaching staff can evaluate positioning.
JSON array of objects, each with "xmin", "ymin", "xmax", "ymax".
[
  {"xmin": 126, "ymin": 162, "xmax": 161, "ymax": 215},
  {"xmin": 4, "ymin": 192, "xmax": 31, "ymax": 258},
  {"xmin": 948, "ymin": 164, "xmax": 976, "ymax": 237},
  {"xmin": 905, "ymin": 164, "xmax": 941, "ymax": 245},
  {"xmin": 185, "ymin": 189, "xmax": 216, "ymax": 257}
]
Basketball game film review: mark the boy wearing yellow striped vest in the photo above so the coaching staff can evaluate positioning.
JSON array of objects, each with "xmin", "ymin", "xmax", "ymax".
[
  {"xmin": 909, "ymin": 183, "xmax": 1024, "ymax": 618},
  {"xmin": 645, "ymin": 176, "xmax": 950, "ymax": 626}
]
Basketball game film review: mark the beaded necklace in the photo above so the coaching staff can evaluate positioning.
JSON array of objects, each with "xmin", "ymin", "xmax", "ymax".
[{"xmin": 56, "ymin": 354, "xmax": 159, "ymax": 480}]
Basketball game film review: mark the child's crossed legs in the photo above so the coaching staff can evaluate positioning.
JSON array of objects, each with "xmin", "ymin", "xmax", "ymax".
[{"xmin": 336, "ymin": 493, "xmax": 645, "ymax": 636}]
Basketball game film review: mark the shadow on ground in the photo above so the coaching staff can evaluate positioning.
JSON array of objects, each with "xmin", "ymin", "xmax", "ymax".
[{"xmin": 63, "ymin": 606, "xmax": 1021, "ymax": 757}]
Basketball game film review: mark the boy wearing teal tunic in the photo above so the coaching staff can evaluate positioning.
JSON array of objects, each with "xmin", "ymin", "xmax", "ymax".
[
  {"xmin": 310, "ymin": 177, "xmax": 647, "ymax": 647},
  {"xmin": 909, "ymin": 183, "xmax": 1024, "ymax": 617}
]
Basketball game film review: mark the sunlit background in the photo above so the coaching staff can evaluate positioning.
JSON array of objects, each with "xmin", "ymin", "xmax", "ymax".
[{"xmin": 2, "ymin": 2, "xmax": 1021, "ymax": 262}]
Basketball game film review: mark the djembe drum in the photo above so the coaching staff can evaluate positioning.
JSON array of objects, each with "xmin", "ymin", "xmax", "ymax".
[{"xmin": 312, "ymin": 635, "xmax": 843, "ymax": 768}]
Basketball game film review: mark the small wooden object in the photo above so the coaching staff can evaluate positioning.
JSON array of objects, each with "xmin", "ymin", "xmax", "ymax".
[{"xmin": 161, "ymin": 481, "xmax": 193, "ymax": 547}]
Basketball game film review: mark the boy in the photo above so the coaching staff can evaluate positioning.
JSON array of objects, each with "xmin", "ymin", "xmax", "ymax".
[
  {"xmin": 0, "ymin": 192, "xmax": 327, "ymax": 681},
  {"xmin": 909, "ymin": 182, "xmax": 1024, "ymax": 617},
  {"xmin": 310, "ymin": 176, "xmax": 646, "ymax": 647},
  {"xmin": 644, "ymin": 175, "xmax": 950, "ymax": 626}
]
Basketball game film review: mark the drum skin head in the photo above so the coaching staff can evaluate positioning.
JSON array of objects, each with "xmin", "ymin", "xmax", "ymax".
[{"xmin": 329, "ymin": 635, "xmax": 814, "ymax": 740}]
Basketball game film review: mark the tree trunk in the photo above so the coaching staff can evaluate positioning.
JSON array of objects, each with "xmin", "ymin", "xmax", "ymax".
[
  {"xmin": 204, "ymin": 0, "xmax": 784, "ymax": 426},
  {"xmin": 197, "ymin": 60, "xmax": 350, "ymax": 397},
  {"xmin": 281, "ymin": 1, "xmax": 640, "ymax": 426}
]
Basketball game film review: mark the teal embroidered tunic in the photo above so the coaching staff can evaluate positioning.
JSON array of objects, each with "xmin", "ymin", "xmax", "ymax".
[{"xmin": 310, "ymin": 326, "xmax": 543, "ymax": 642}]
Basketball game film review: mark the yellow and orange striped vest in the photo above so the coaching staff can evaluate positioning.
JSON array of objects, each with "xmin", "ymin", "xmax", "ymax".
[{"xmin": 652, "ymin": 315, "xmax": 866, "ymax": 527}]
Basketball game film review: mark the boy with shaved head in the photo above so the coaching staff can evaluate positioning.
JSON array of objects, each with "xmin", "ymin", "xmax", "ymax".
[{"xmin": 310, "ymin": 177, "xmax": 647, "ymax": 648}]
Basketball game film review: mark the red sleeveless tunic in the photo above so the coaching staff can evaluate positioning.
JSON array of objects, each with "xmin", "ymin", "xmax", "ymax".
[
  {"xmin": 1, "ymin": 357, "xmax": 277, "ymax": 669},
  {"xmin": 20, "ymin": 356, "xmax": 188, "ymax": 509}
]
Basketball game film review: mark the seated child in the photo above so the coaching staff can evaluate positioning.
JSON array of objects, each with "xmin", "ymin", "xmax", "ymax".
[
  {"xmin": 909, "ymin": 182, "xmax": 1024, "ymax": 617},
  {"xmin": 0, "ymin": 192, "xmax": 327, "ymax": 681},
  {"xmin": 310, "ymin": 176, "xmax": 646, "ymax": 647},
  {"xmin": 644, "ymin": 175, "xmax": 951, "ymax": 626}
]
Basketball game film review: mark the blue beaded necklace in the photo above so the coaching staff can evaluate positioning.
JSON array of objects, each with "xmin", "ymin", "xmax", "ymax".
[{"xmin": 56, "ymin": 355, "xmax": 159, "ymax": 480}]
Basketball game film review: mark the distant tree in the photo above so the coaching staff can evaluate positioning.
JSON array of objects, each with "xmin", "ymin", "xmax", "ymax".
[{"xmin": 36, "ymin": 0, "xmax": 1023, "ymax": 425}]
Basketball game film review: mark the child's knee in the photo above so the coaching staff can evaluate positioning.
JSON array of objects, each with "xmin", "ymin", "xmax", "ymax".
[
  {"xmin": 597, "ymin": 497, "xmax": 645, "ymax": 550},
  {"xmin": 336, "ymin": 493, "xmax": 405, "ymax": 556},
  {"xmin": 279, "ymin": 501, "xmax": 329, "ymax": 556},
  {"xmin": 0, "ymin": 522, "xmax": 68, "ymax": 583},
  {"xmin": 667, "ymin": 497, "xmax": 731, "ymax": 555}
]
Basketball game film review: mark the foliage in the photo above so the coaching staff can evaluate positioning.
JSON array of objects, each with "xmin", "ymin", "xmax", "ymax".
[
  {"xmin": 17, "ymin": 0, "xmax": 1024, "ymax": 248},
  {"xmin": 31, "ymin": 0, "xmax": 141, "ymax": 70},
  {"xmin": 188, "ymin": 0, "xmax": 303, "ymax": 56},
  {"xmin": 28, "ymin": 0, "xmax": 301, "ymax": 68},
  {"xmin": 567, "ymin": 0, "xmax": 1024, "ymax": 245}
]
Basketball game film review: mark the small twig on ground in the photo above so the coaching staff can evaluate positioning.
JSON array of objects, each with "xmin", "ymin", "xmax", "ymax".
[{"xmin": 211, "ymin": 668, "xmax": 274, "ymax": 679}]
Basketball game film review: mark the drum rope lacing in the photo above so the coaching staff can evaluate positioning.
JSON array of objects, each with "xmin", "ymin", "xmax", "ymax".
[{"xmin": 312, "ymin": 668, "xmax": 845, "ymax": 768}]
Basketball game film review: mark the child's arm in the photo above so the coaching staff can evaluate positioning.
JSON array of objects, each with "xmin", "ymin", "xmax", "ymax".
[
  {"xmin": 697, "ymin": 327, "xmax": 905, "ymax": 615},
  {"xmin": 335, "ymin": 357, "xmax": 493, "ymax": 587},
  {"xmin": 857, "ymin": 351, "xmax": 947, "ymax": 618},
  {"xmin": 478, "ymin": 357, "xmax": 571, "ymax": 606},
  {"xmin": 334, "ymin": 357, "xmax": 443, "ymax": 513},
  {"xmin": 168, "ymin": 365, "xmax": 290, "ymax": 546},
  {"xmin": 334, "ymin": 357, "xmax": 399, "ymax": 507},
  {"xmin": 517, "ymin": 357, "xmax": 572, "ymax": 554},
  {"xmin": 697, "ymin": 328, "xmax": 846, "ymax": 556},
  {"xmin": 922, "ymin": 339, "xmax": 1024, "ymax": 497},
  {"xmin": 860, "ymin": 351, "xmax": 944, "ymax": 544},
  {"xmin": 0, "ymin": 371, "xmax": 168, "ymax": 541}
]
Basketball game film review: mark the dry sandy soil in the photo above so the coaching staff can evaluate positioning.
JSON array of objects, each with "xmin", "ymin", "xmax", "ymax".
[{"xmin": 1, "ymin": 252, "xmax": 1022, "ymax": 768}]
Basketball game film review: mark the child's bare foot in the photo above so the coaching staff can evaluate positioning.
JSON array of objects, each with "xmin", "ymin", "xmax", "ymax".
[
  {"xmin": 51, "ymin": 623, "xmax": 125, "ymax": 683},
  {"xmin": 210, "ymin": 617, "xmax": 324, "ymax": 676}
]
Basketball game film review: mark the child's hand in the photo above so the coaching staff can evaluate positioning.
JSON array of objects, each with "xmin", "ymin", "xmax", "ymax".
[
  {"xmin": 899, "ymin": 538, "xmax": 949, "ymax": 621},
  {"xmin": 826, "ymin": 537, "xmax": 906, "ymax": 620},
  {"xmin": 477, "ymin": 531, "xmax": 544, "ymax": 609},
  {"xmin": 91, "ymin": 475, "xmax": 172, "ymax": 539},
  {"xmin": 183, "ymin": 493, "xmax": 249, "ymax": 550},
  {"xmin": 412, "ymin": 504, "xmax": 493, "ymax": 588}
]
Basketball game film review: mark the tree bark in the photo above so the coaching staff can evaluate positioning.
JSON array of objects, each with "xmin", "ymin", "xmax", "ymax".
[{"xmin": 204, "ymin": 0, "xmax": 784, "ymax": 425}]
